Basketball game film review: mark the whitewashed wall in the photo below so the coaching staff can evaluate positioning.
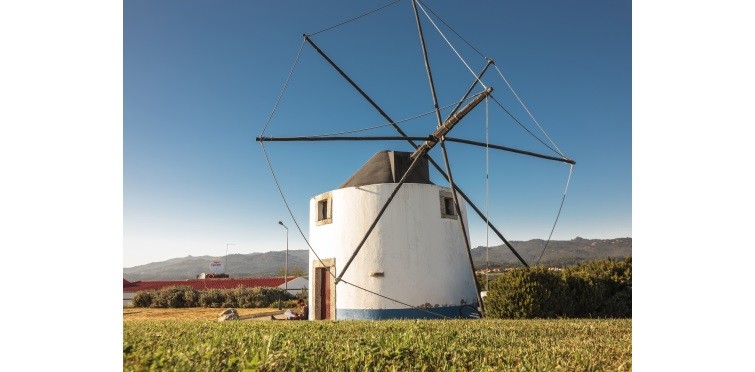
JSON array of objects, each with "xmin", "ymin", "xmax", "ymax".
[{"xmin": 309, "ymin": 183, "xmax": 478, "ymax": 319}]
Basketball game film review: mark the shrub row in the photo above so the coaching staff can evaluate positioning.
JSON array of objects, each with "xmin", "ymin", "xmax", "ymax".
[
  {"xmin": 485, "ymin": 258, "xmax": 631, "ymax": 319},
  {"xmin": 132, "ymin": 285, "xmax": 301, "ymax": 308}
]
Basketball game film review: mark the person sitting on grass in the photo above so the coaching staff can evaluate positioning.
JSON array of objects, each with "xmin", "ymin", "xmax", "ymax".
[{"xmin": 272, "ymin": 299, "xmax": 308, "ymax": 320}]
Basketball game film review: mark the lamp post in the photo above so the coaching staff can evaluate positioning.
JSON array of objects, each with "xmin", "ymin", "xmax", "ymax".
[
  {"xmin": 278, "ymin": 221, "xmax": 288, "ymax": 310},
  {"xmin": 225, "ymin": 243, "xmax": 235, "ymax": 276}
]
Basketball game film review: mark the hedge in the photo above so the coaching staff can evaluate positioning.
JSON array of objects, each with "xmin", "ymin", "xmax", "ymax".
[
  {"xmin": 131, "ymin": 285, "xmax": 297, "ymax": 308},
  {"xmin": 485, "ymin": 258, "xmax": 631, "ymax": 319}
]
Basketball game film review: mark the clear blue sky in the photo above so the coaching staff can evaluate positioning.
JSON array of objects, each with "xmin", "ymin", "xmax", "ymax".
[
  {"xmin": 9, "ymin": 1, "xmax": 755, "ymax": 367},
  {"xmin": 124, "ymin": 0, "xmax": 631, "ymax": 267}
]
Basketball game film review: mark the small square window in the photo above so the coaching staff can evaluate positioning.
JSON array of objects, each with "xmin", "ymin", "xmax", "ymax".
[
  {"xmin": 444, "ymin": 197, "xmax": 455, "ymax": 216},
  {"xmin": 439, "ymin": 190, "xmax": 458, "ymax": 219},
  {"xmin": 315, "ymin": 193, "xmax": 332, "ymax": 225},
  {"xmin": 318, "ymin": 199, "xmax": 329, "ymax": 221}
]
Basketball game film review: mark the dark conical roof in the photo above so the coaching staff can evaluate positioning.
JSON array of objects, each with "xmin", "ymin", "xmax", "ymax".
[{"xmin": 339, "ymin": 151, "xmax": 433, "ymax": 189}]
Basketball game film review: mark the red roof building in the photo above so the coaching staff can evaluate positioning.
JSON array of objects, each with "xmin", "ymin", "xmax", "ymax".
[{"xmin": 122, "ymin": 276, "xmax": 297, "ymax": 293}]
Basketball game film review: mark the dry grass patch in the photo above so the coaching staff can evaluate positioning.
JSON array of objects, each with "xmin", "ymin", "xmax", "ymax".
[{"xmin": 123, "ymin": 307, "xmax": 282, "ymax": 321}]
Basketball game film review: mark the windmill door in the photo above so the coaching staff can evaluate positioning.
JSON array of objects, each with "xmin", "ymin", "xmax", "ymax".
[{"xmin": 313, "ymin": 258, "xmax": 335, "ymax": 320}]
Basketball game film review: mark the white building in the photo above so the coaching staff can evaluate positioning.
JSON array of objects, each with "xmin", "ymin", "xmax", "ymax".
[
  {"xmin": 308, "ymin": 150, "xmax": 478, "ymax": 320},
  {"xmin": 278, "ymin": 276, "xmax": 308, "ymax": 296}
]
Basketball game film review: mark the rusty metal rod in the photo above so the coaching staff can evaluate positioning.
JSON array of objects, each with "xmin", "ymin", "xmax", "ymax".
[
  {"xmin": 412, "ymin": 0, "xmax": 485, "ymax": 315},
  {"xmin": 411, "ymin": 87, "xmax": 493, "ymax": 159},
  {"xmin": 256, "ymin": 136, "xmax": 575, "ymax": 165},
  {"xmin": 303, "ymin": 35, "xmax": 530, "ymax": 268},
  {"xmin": 337, "ymin": 89, "xmax": 492, "ymax": 283},
  {"xmin": 446, "ymin": 59, "xmax": 493, "ymax": 119},
  {"xmin": 335, "ymin": 150, "xmax": 426, "ymax": 284}
]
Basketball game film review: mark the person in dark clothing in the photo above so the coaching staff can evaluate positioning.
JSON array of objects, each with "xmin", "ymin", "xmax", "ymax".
[
  {"xmin": 291, "ymin": 299, "xmax": 308, "ymax": 320},
  {"xmin": 272, "ymin": 299, "xmax": 308, "ymax": 320}
]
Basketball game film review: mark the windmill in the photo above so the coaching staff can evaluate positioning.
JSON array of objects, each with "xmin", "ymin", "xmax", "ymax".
[{"xmin": 257, "ymin": 0, "xmax": 575, "ymax": 320}]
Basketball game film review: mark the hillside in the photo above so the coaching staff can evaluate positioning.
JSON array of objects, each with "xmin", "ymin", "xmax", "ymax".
[
  {"xmin": 124, "ymin": 237, "xmax": 630, "ymax": 281},
  {"xmin": 471, "ymin": 237, "xmax": 631, "ymax": 269},
  {"xmin": 123, "ymin": 251, "xmax": 310, "ymax": 281}
]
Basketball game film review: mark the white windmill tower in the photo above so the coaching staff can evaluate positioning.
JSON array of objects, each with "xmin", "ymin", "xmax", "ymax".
[
  {"xmin": 257, "ymin": 0, "xmax": 575, "ymax": 320},
  {"xmin": 308, "ymin": 150, "xmax": 480, "ymax": 320}
]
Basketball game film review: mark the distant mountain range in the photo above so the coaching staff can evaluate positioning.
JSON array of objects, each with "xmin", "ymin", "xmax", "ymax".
[
  {"xmin": 470, "ymin": 237, "xmax": 631, "ymax": 269},
  {"xmin": 123, "ymin": 237, "xmax": 631, "ymax": 281}
]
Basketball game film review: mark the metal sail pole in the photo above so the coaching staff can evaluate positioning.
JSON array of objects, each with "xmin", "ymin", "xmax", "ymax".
[
  {"xmin": 446, "ymin": 59, "xmax": 493, "ymax": 119},
  {"xmin": 337, "ymin": 89, "xmax": 492, "ymax": 283},
  {"xmin": 445, "ymin": 138, "xmax": 575, "ymax": 164},
  {"xmin": 303, "ymin": 35, "xmax": 530, "ymax": 267},
  {"xmin": 411, "ymin": 0, "xmax": 484, "ymax": 315},
  {"xmin": 411, "ymin": 0, "xmax": 444, "ymax": 128},
  {"xmin": 440, "ymin": 139, "xmax": 486, "ymax": 314},
  {"xmin": 256, "ymin": 136, "xmax": 575, "ymax": 165},
  {"xmin": 304, "ymin": 35, "xmax": 416, "ymax": 146},
  {"xmin": 335, "ymin": 150, "xmax": 426, "ymax": 284}
]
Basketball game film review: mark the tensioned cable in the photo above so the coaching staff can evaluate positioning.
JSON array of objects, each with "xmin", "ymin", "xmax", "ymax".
[
  {"xmin": 416, "ymin": 0, "xmax": 486, "ymax": 59},
  {"xmin": 259, "ymin": 37, "xmax": 306, "ymax": 138},
  {"xmin": 259, "ymin": 1, "xmax": 565, "ymax": 316},
  {"xmin": 414, "ymin": 0, "xmax": 487, "ymax": 89},
  {"xmin": 409, "ymin": 3, "xmax": 574, "ymax": 272},
  {"xmin": 488, "ymin": 94, "xmax": 563, "ymax": 158},
  {"xmin": 485, "ymin": 96, "xmax": 490, "ymax": 291},
  {"xmin": 308, "ymin": 0, "xmax": 403, "ymax": 36},
  {"xmin": 339, "ymin": 279, "xmax": 451, "ymax": 319},
  {"xmin": 536, "ymin": 164, "xmax": 574, "ymax": 265},
  {"xmin": 259, "ymin": 141, "xmax": 451, "ymax": 319},
  {"xmin": 303, "ymin": 94, "xmax": 479, "ymax": 138},
  {"xmin": 493, "ymin": 64, "xmax": 566, "ymax": 158},
  {"xmin": 257, "ymin": 136, "xmax": 573, "ymax": 164},
  {"xmin": 412, "ymin": 0, "xmax": 566, "ymax": 160},
  {"xmin": 259, "ymin": 141, "xmax": 328, "ymax": 267}
]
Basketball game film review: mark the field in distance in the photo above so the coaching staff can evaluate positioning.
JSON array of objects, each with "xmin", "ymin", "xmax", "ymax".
[{"xmin": 124, "ymin": 317, "xmax": 632, "ymax": 371}]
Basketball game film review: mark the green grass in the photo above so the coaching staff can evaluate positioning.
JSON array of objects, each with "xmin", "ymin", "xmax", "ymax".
[{"xmin": 123, "ymin": 319, "xmax": 631, "ymax": 371}]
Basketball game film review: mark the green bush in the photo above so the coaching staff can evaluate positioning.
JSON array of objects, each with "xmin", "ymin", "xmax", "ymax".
[
  {"xmin": 132, "ymin": 286, "xmax": 300, "ymax": 308},
  {"xmin": 602, "ymin": 287, "xmax": 632, "ymax": 317},
  {"xmin": 563, "ymin": 258, "xmax": 631, "ymax": 317},
  {"xmin": 132, "ymin": 291, "xmax": 154, "ymax": 307},
  {"xmin": 561, "ymin": 273, "xmax": 603, "ymax": 317},
  {"xmin": 223, "ymin": 286, "xmax": 293, "ymax": 308},
  {"xmin": 198, "ymin": 289, "xmax": 226, "ymax": 308},
  {"xmin": 295, "ymin": 288, "xmax": 308, "ymax": 300},
  {"xmin": 232, "ymin": 286, "xmax": 254, "ymax": 308},
  {"xmin": 282, "ymin": 299, "xmax": 300, "ymax": 308},
  {"xmin": 485, "ymin": 258, "xmax": 631, "ymax": 319},
  {"xmin": 183, "ymin": 288, "xmax": 199, "ymax": 307},
  {"xmin": 485, "ymin": 267, "xmax": 564, "ymax": 319},
  {"xmin": 150, "ymin": 286, "xmax": 199, "ymax": 308}
]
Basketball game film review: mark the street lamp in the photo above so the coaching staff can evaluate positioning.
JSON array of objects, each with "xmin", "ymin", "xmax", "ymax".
[
  {"xmin": 278, "ymin": 221, "xmax": 289, "ymax": 310},
  {"xmin": 225, "ymin": 243, "xmax": 236, "ymax": 276}
]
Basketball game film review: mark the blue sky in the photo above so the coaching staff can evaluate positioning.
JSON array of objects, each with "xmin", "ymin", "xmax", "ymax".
[
  {"xmin": 9, "ymin": 0, "xmax": 755, "ymax": 367},
  {"xmin": 124, "ymin": 0, "xmax": 631, "ymax": 267}
]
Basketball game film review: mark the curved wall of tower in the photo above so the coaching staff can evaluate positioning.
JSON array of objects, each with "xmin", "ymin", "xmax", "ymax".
[{"xmin": 308, "ymin": 182, "xmax": 478, "ymax": 320}]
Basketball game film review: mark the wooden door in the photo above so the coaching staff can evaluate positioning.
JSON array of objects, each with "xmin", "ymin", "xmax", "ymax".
[
  {"xmin": 318, "ymin": 267, "xmax": 328, "ymax": 319},
  {"xmin": 324, "ymin": 267, "xmax": 333, "ymax": 319},
  {"xmin": 314, "ymin": 264, "xmax": 335, "ymax": 320}
]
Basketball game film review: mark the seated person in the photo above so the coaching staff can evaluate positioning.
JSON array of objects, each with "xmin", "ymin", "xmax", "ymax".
[
  {"xmin": 290, "ymin": 299, "xmax": 308, "ymax": 320},
  {"xmin": 272, "ymin": 299, "xmax": 308, "ymax": 320}
]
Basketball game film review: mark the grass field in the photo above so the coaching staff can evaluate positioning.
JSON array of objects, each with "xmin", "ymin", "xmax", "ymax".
[{"xmin": 123, "ymin": 310, "xmax": 631, "ymax": 371}]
